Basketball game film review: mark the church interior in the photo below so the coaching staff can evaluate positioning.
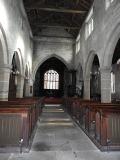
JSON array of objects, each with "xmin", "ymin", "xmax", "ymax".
[{"xmin": 0, "ymin": 0, "xmax": 120, "ymax": 159}]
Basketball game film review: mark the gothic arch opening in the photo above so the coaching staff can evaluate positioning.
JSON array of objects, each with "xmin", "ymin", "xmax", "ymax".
[
  {"xmin": 8, "ymin": 51, "xmax": 22, "ymax": 99},
  {"xmin": 34, "ymin": 57, "xmax": 68, "ymax": 97},
  {"xmin": 0, "ymin": 25, "xmax": 9, "ymax": 100},
  {"xmin": 33, "ymin": 54, "xmax": 70, "ymax": 81},
  {"xmin": 76, "ymin": 64, "xmax": 84, "ymax": 97},
  {"xmin": 90, "ymin": 55, "xmax": 101, "ymax": 100},
  {"xmin": 23, "ymin": 64, "xmax": 29, "ymax": 97},
  {"xmin": 111, "ymin": 38, "xmax": 120, "ymax": 101},
  {"xmin": 103, "ymin": 23, "xmax": 120, "ymax": 67},
  {"xmin": 0, "ymin": 39, "xmax": 5, "ymax": 64},
  {"xmin": 0, "ymin": 25, "xmax": 8, "ymax": 65}
]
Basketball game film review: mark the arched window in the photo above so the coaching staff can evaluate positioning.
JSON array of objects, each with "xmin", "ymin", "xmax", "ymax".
[{"xmin": 44, "ymin": 70, "xmax": 59, "ymax": 90}]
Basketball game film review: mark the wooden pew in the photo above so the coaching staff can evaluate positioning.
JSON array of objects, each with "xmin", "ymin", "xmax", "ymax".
[
  {"xmin": 0, "ymin": 106, "xmax": 31, "ymax": 147},
  {"xmin": 64, "ymin": 97, "xmax": 120, "ymax": 151},
  {"xmin": 95, "ymin": 105, "xmax": 120, "ymax": 150},
  {"xmin": 0, "ymin": 98, "xmax": 43, "ymax": 150},
  {"xmin": 81, "ymin": 103, "xmax": 120, "ymax": 151}
]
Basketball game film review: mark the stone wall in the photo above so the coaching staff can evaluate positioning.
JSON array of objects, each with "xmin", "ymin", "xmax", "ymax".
[
  {"xmin": 0, "ymin": 0, "xmax": 33, "ymax": 100},
  {"xmin": 74, "ymin": 0, "xmax": 120, "ymax": 102},
  {"xmin": 32, "ymin": 28, "xmax": 75, "ymax": 80}
]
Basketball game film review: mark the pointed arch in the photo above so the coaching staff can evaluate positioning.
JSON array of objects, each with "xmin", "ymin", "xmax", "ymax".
[
  {"xmin": 25, "ymin": 63, "xmax": 29, "ymax": 78},
  {"xmin": 84, "ymin": 51, "xmax": 100, "ymax": 100},
  {"xmin": 85, "ymin": 51, "xmax": 98, "ymax": 79},
  {"xmin": 11, "ymin": 48, "xmax": 24, "ymax": 75},
  {"xmin": 32, "ymin": 54, "xmax": 70, "ymax": 80},
  {"xmin": 76, "ymin": 63, "xmax": 84, "ymax": 81},
  {"xmin": 103, "ymin": 23, "xmax": 120, "ymax": 67},
  {"xmin": 0, "ymin": 23, "xmax": 9, "ymax": 65}
]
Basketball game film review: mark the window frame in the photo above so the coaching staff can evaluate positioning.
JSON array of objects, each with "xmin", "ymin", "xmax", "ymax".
[
  {"xmin": 44, "ymin": 70, "xmax": 59, "ymax": 90},
  {"xmin": 85, "ymin": 7, "xmax": 94, "ymax": 40}
]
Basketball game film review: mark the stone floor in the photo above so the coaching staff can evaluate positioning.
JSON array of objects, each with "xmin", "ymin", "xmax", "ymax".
[{"xmin": 1, "ymin": 104, "xmax": 120, "ymax": 160}]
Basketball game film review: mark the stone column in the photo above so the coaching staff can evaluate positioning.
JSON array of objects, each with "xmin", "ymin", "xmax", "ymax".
[
  {"xmin": 100, "ymin": 67, "xmax": 111, "ymax": 103},
  {"xmin": 25, "ymin": 79, "xmax": 29, "ymax": 97},
  {"xmin": 24, "ymin": 78, "xmax": 33, "ymax": 97},
  {"xmin": 29, "ymin": 79, "xmax": 33, "ymax": 97},
  {"xmin": 84, "ymin": 77, "xmax": 90, "ymax": 100},
  {"xmin": 16, "ymin": 75, "xmax": 24, "ymax": 98},
  {"xmin": 0, "ymin": 65, "xmax": 11, "ymax": 101}
]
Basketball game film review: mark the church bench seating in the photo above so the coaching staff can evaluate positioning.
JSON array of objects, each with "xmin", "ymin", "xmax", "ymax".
[
  {"xmin": 0, "ymin": 98, "xmax": 43, "ymax": 150},
  {"xmin": 78, "ymin": 102, "xmax": 120, "ymax": 150},
  {"xmin": 0, "ymin": 105, "xmax": 31, "ymax": 148},
  {"xmin": 64, "ymin": 98, "xmax": 120, "ymax": 151},
  {"xmin": 92, "ymin": 104, "xmax": 120, "ymax": 150}
]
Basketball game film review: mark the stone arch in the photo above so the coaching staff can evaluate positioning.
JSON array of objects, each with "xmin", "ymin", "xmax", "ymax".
[
  {"xmin": 78, "ymin": 63, "xmax": 83, "ymax": 79},
  {"xmin": 103, "ymin": 23, "xmax": 120, "ymax": 68},
  {"xmin": 11, "ymin": 48, "xmax": 24, "ymax": 75},
  {"xmin": 76, "ymin": 63, "xmax": 84, "ymax": 83},
  {"xmin": 23, "ymin": 64, "xmax": 30, "ymax": 97},
  {"xmin": 33, "ymin": 56, "xmax": 68, "ymax": 97},
  {"xmin": 84, "ymin": 51, "xmax": 100, "ymax": 99},
  {"xmin": 9, "ymin": 50, "xmax": 24, "ymax": 99},
  {"xmin": 85, "ymin": 51, "xmax": 99, "ymax": 79},
  {"xmin": 76, "ymin": 63, "xmax": 84, "ymax": 97},
  {"xmin": 0, "ymin": 24, "xmax": 9, "ymax": 100},
  {"xmin": 33, "ymin": 54, "xmax": 70, "ymax": 80},
  {"xmin": 0, "ymin": 23, "xmax": 9, "ymax": 65},
  {"xmin": 24, "ymin": 63, "xmax": 29, "ymax": 78}
]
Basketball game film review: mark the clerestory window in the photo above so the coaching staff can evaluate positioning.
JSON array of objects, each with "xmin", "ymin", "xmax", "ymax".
[
  {"xmin": 85, "ymin": 7, "xmax": 94, "ymax": 39},
  {"xmin": 105, "ymin": 0, "xmax": 114, "ymax": 10}
]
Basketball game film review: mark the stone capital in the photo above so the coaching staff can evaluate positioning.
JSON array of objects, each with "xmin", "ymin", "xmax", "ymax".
[
  {"xmin": 0, "ymin": 64, "xmax": 11, "ymax": 73},
  {"xmin": 100, "ymin": 67, "xmax": 111, "ymax": 73}
]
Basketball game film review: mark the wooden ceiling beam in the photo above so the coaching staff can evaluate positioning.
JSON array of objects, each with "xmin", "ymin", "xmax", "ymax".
[
  {"xmin": 75, "ymin": 0, "xmax": 89, "ymax": 10},
  {"xmin": 25, "ymin": 0, "xmax": 45, "ymax": 7},
  {"xmin": 26, "ymin": 7, "xmax": 87, "ymax": 14},
  {"xmin": 31, "ymin": 24, "xmax": 80, "ymax": 30},
  {"xmin": 81, "ymin": 0, "xmax": 90, "ymax": 6}
]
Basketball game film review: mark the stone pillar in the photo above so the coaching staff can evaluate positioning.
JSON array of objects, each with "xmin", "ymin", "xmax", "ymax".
[
  {"xmin": 24, "ymin": 78, "xmax": 33, "ymax": 97},
  {"xmin": 0, "ymin": 65, "xmax": 11, "ymax": 101},
  {"xmin": 84, "ymin": 77, "xmax": 90, "ymax": 100},
  {"xmin": 71, "ymin": 70, "xmax": 76, "ymax": 87},
  {"xmin": 100, "ymin": 67, "xmax": 111, "ymax": 103},
  {"xmin": 29, "ymin": 79, "xmax": 33, "ymax": 97},
  {"xmin": 16, "ymin": 75, "xmax": 24, "ymax": 98},
  {"xmin": 67, "ymin": 69, "xmax": 76, "ymax": 96}
]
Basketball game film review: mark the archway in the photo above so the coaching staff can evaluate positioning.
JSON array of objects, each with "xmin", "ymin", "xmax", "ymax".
[
  {"xmin": 90, "ymin": 55, "xmax": 101, "ymax": 101},
  {"xmin": 8, "ymin": 51, "xmax": 23, "ymax": 99},
  {"xmin": 84, "ymin": 52, "xmax": 101, "ymax": 100},
  {"xmin": 111, "ymin": 39, "xmax": 120, "ymax": 102},
  {"xmin": 23, "ymin": 64, "xmax": 29, "ymax": 97},
  {"xmin": 0, "ymin": 24, "xmax": 9, "ymax": 100},
  {"xmin": 0, "ymin": 24, "xmax": 8, "ymax": 65},
  {"xmin": 103, "ymin": 23, "xmax": 120, "ymax": 68},
  {"xmin": 76, "ymin": 63, "xmax": 84, "ymax": 97},
  {"xmin": 32, "ymin": 54, "xmax": 70, "ymax": 81},
  {"xmin": 34, "ymin": 57, "xmax": 68, "ymax": 97},
  {"xmin": 101, "ymin": 24, "xmax": 120, "ymax": 102}
]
